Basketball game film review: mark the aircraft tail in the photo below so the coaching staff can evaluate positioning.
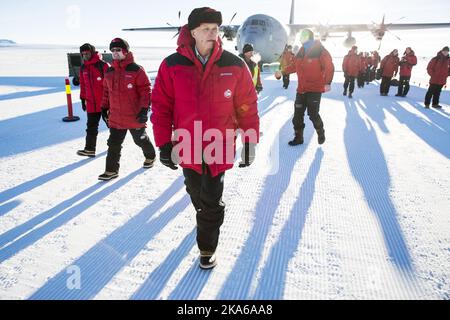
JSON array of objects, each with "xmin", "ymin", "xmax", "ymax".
[{"xmin": 289, "ymin": 0, "xmax": 295, "ymax": 24}]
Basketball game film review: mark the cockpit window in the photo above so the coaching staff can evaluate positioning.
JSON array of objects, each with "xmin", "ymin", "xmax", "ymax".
[{"xmin": 251, "ymin": 20, "xmax": 266, "ymax": 26}]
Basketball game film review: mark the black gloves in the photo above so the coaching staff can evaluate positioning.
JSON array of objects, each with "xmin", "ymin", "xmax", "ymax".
[
  {"xmin": 101, "ymin": 108, "xmax": 109, "ymax": 127},
  {"xmin": 81, "ymin": 99, "xmax": 86, "ymax": 112},
  {"xmin": 256, "ymin": 85, "xmax": 263, "ymax": 94},
  {"xmin": 160, "ymin": 143, "xmax": 178, "ymax": 170},
  {"xmin": 136, "ymin": 108, "xmax": 149, "ymax": 124},
  {"xmin": 239, "ymin": 143, "xmax": 256, "ymax": 168}
]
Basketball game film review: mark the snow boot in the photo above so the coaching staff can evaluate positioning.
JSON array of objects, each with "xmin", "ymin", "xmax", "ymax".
[
  {"xmin": 343, "ymin": 90, "xmax": 347, "ymax": 96},
  {"xmin": 77, "ymin": 149, "xmax": 95, "ymax": 158},
  {"xmin": 317, "ymin": 129, "xmax": 326, "ymax": 145},
  {"xmin": 288, "ymin": 129, "xmax": 304, "ymax": 146},
  {"xmin": 432, "ymin": 104, "xmax": 442, "ymax": 109},
  {"xmin": 348, "ymin": 92, "xmax": 353, "ymax": 99},
  {"xmin": 424, "ymin": 104, "xmax": 430, "ymax": 109},
  {"xmin": 143, "ymin": 158, "xmax": 155, "ymax": 169},
  {"xmin": 98, "ymin": 171, "xmax": 119, "ymax": 181},
  {"xmin": 199, "ymin": 252, "xmax": 217, "ymax": 270}
]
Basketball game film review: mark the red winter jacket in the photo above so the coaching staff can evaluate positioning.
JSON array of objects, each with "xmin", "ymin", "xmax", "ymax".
[
  {"xmin": 342, "ymin": 48, "xmax": 361, "ymax": 77},
  {"xmin": 399, "ymin": 51, "xmax": 417, "ymax": 77},
  {"xmin": 102, "ymin": 52, "xmax": 151, "ymax": 129},
  {"xmin": 279, "ymin": 50, "xmax": 295, "ymax": 73},
  {"xmin": 380, "ymin": 52, "xmax": 400, "ymax": 77},
  {"xmin": 284, "ymin": 40, "xmax": 334, "ymax": 93},
  {"xmin": 151, "ymin": 25, "xmax": 259, "ymax": 177},
  {"xmin": 79, "ymin": 53, "xmax": 108, "ymax": 113},
  {"xmin": 427, "ymin": 52, "xmax": 450, "ymax": 85}
]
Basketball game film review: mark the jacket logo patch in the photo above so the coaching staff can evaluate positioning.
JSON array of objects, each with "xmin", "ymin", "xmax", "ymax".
[
  {"xmin": 224, "ymin": 89, "xmax": 232, "ymax": 99},
  {"xmin": 221, "ymin": 73, "xmax": 233, "ymax": 76},
  {"xmin": 97, "ymin": 77, "xmax": 102, "ymax": 81},
  {"xmin": 127, "ymin": 83, "xmax": 133, "ymax": 89}
]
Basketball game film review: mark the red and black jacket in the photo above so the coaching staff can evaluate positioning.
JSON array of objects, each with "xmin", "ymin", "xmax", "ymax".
[
  {"xmin": 79, "ymin": 53, "xmax": 108, "ymax": 113},
  {"xmin": 427, "ymin": 51, "xmax": 450, "ymax": 85},
  {"xmin": 284, "ymin": 40, "xmax": 334, "ymax": 94},
  {"xmin": 151, "ymin": 25, "xmax": 259, "ymax": 177},
  {"xmin": 102, "ymin": 52, "xmax": 151, "ymax": 129}
]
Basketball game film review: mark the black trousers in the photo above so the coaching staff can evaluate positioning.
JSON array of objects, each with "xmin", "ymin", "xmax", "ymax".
[
  {"xmin": 397, "ymin": 76, "xmax": 411, "ymax": 96},
  {"xmin": 357, "ymin": 73, "xmax": 365, "ymax": 88},
  {"xmin": 380, "ymin": 76, "xmax": 392, "ymax": 94},
  {"xmin": 343, "ymin": 76, "xmax": 356, "ymax": 93},
  {"xmin": 282, "ymin": 74, "xmax": 290, "ymax": 88},
  {"xmin": 105, "ymin": 127, "xmax": 156, "ymax": 172},
  {"xmin": 425, "ymin": 83, "xmax": 444, "ymax": 106},
  {"xmin": 85, "ymin": 112, "xmax": 102, "ymax": 151},
  {"xmin": 183, "ymin": 167, "xmax": 225, "ymax": 253},
  {"xmin": 293, "ymin": 92, "xmax": 324, "ymax": 133}
]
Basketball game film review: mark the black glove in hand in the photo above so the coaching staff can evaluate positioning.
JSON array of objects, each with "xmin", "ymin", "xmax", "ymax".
[
  {"xmin": 239, "ymin": 143, "xmax": 256, "ymax": 168},
  {"xmin": 256, "ymin": 85, "xmax": 263, "ymax": 94},
  {"xmin": 160, "ymin": 143, "xmax": 178, "ymax": 170},
  {"xmin": 136, "ymin": 108, "xmax": 149, "ymax": 124},
  {"xmin": 101, "ymin": 108, "xmax": 109, "ymax": 128},
  {"xmin": 81, "ymin": 99, "xmax": 86, "ymax": 112}
]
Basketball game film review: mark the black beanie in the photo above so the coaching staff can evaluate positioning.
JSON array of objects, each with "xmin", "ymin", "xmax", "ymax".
[
  {"xmin": 80, "ymin": 43, "xmax": 95, "ymax": 54},
  {"xmin": 188, "ymin": 7, "xmax": 222, "ymax": 30},
  {"xmin": 110, "ymin": 38, "xmax": 130, "ymax": 52},
  {"xmin": 243, "ymin": 43, "xmax": 254, "ymax": 54},
  {"xmin": 443, "ymin": 46, "xmax": 449, "ymax": 52}
]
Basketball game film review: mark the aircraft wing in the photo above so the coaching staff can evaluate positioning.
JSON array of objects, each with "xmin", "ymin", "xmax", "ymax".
[
  {"xmin": 123, "ymin": 24, "xmax": 242, "ymax": 32},
  {"xmin": 288, "ymin": 22, "xmax": 450, "ymax": 33},
  {"xmin": 122, "ymin": 26, "xmax": 179, "ymax": 31}
]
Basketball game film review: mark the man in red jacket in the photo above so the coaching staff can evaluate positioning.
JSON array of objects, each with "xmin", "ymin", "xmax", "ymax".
[
  {"xmin": 77, "ymin": 43, "xmax": 108, "ymax": 158},
  {"xmin": 151, "ymin": 7, "xmax": 259, "ymax": 269},
  {"xmin": 396, "ymin": 47, "xmax": 417, "ymax": 97},
  {"xmin": 342, "ymin": 45, "xmax": 361, "ymax": 98},
  {"xmin": 380, "ymin": 49, "xmax": 400, "ymax": 96},
  {"xmin": 283, "ymin": 28, "xmax": 334, "ymax": 146},
  {"xmin": 425, "ymin": 46, "xmax": 450, "ymax": 109},
  {"xmin": 99, "ymin": 38, "xmax": 156, "ymax": 181}
]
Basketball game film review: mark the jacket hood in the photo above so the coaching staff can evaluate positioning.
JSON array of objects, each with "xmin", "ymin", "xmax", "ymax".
[{"xmin": 84, "ymin": 52, "xmax": 102, "ymax": 66}]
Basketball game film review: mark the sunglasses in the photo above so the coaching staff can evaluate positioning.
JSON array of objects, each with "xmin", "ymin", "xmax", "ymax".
[{"xmin": 111, "ymin": 48, "xmax": 122, "ymax": 52}]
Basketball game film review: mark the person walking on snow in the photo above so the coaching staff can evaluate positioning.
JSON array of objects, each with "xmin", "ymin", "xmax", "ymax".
[
  {"xmin": 282, "ymin": 28, "xmax": 334, "ymax": 146},
  {"xmin": 77, "ymin": 43, "xmax": 109, "ymax": 158},
  {"xmin": 342, "ymin": 45, "xmax": 361, "ymax": 98},
  {"xmin": 379, "ymin": 49, "xmax": 400, "ymax": 96},
  {"xmin": 151, "ymin": 7, "xmax": 259, "ymax": 269},
  {"xmin": 424, "ymin": 46, "xmax": 450, "ymax": 109},
  {"xmin": 396, "ymin": 47, "xmax": 417, "ymax": 97},
  {"xmin": 279, "ymin": 45, "xmax": 295, "ymax": 89},
  {"xmin": 98, "ymin": 38, "xmax": 156, "ymax": 181}
]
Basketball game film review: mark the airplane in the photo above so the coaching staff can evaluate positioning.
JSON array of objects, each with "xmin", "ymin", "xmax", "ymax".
[{"xmin": 122, "ymin": 0, "xmax": 450, "ymax": 63}]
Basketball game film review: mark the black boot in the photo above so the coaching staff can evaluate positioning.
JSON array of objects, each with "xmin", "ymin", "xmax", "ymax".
[
  {"xmin": 288, "ymin": 129, "xmax": 304, "ymax": 146},
  {"xmin": 317, "ymin": 129, "xmax": 325, "ymax": 145},
  {"xmin": 343, "ymin": 89, "xmax": 347, "ymax": 96}
]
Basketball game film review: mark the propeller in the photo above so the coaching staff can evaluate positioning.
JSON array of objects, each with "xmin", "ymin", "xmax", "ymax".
[
  {"xmin": 222, "ymin": 13, "xmax": 238, "ymax": 40},
  {"xmin": 166, "ymin": 11, "xmax": 182, "ymax": 39}
]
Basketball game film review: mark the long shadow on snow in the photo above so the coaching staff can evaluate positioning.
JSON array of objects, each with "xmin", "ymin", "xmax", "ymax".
[
  {"xmin": 0, "ymin": 200, "xmax": 21, "ymax": 217},
  {"xmin": 0, "ymin": 169, "xmax": 143, "ymax": 263},
  {"xmin": 357, "ymin": 91, "xmax": 450, "ymax": 159},
  {"xmin": 132, "ymin": 229, "xmax": 197, "ymax": 300},
  {"xmin": 254, "ymin": 148, "xmax": 323, "ymax": 299},
  {"xmin": 29, "ymin": 175, "xmax": 187, "ymax": 300},
  {"xmin": 344, "ymin": 99, "xmax": 413, "ymax": 272},
  {"xmin": 0, "ymin": 152, "xmax": 106, "ymax": 205},
  {"xmin": 0, "ymin": 104, "xmax": 107, "ymax": 158},
  {"xmin": 0, "ymin": 77, "xmax": 66, "ymax": 101},
  {"xmin": 217, "ymin": 117, "xmax": 315, "ymax": 300}
]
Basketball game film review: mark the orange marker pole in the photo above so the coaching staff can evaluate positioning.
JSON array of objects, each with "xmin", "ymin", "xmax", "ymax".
[{"xmin": 63, "ymin": 78, "xmax": 80, "ymax": 122}]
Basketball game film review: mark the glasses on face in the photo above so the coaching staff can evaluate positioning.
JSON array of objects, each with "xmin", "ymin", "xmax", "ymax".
[{"xmin": 111, "ymin": 48, "xmax": 122, "ymax": 52}]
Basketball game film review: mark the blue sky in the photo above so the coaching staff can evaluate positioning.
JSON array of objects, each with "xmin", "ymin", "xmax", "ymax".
[{"xmin": 1, "ymin": 0, "xmax": 449, "ymax": 46}]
